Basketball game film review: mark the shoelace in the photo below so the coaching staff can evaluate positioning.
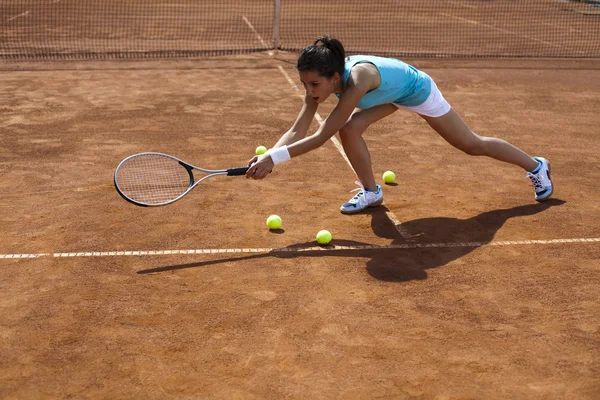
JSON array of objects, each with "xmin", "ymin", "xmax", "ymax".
[
  {"xmin": 348, "ymin": 181, "xmax": 366, "ymax": 204},
  {"xmin": 526, "ymin": 172, "xmax": 544, "ymax": 191}
]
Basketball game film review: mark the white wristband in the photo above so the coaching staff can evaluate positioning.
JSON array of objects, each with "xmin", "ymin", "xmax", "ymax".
[{"xmin": 269, "ymin": 145, "xmax": 291, "ymax": 165}]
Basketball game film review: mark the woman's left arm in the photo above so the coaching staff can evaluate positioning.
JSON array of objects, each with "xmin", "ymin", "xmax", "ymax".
[
  {"xmin": 246, "ymin": 67, "xmax": 375, "ymax": 179},
  {"xmin": 286, "ymin": 84, "xmax": 367, "ymax": 158}
]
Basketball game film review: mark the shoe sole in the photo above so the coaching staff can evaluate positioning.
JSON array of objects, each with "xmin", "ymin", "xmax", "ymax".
[
  {"xmin": 536, "ymin": 160, "xmax": 553, "ymax": 202},
  {"xmin": 340, "ymin": 198, "xmax": 384, "ymax": 215}
]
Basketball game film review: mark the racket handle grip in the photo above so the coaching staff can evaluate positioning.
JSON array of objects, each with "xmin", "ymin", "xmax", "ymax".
[{"xmin": 227, "ymin": 166, "xmax": 249, "ymax": 176}]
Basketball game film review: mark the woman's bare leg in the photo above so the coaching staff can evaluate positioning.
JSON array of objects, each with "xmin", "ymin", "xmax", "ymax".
[
  {"xmin": 421, "ymin": 108, "xmax": 539, "ymax": 172},
  {"xmin": 339, "ymin": 104, "xmax": 399, "ymax": 191}
]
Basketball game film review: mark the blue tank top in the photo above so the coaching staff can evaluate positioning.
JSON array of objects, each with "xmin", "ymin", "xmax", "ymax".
[{"xmin": 335, "ymin": 55, "xmax": 432, "ymax": 108}]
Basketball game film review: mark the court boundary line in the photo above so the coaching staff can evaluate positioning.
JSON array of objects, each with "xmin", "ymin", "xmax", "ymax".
[
  {"xmin": 7, "ymin": 11, "xmax": 29, "ymax": 22},
  {"xmin": 275, "ymin": 65, "xmax": 414, "ymax": 241},
  {"xmin": 1, "ymin": 237, "xmax": 598, "ymax": 259},
  {"xmin": 6, "ymin": 1, "xmax": 61, "ymax": 22},
  {"xmin": 242, "ymin": 16, "xmax": 273, "ymax": 56}
]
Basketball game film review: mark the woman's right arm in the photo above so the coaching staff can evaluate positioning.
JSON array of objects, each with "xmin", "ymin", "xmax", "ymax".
[{"xmin": 272, "ymin": 95, "xmax": 318, "ymax": 148}]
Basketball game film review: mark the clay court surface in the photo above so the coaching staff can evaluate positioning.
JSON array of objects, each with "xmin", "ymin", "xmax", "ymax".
[{"xmin": 1, "ymin": 51, "xmax": 599, "ymax": 398}]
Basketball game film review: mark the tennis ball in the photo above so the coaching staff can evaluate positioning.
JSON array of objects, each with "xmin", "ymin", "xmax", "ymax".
[
  {"xmin": 266, "ymin": 215, "xmax": 282, "ymax": 230},
  {"xmin": 316, "ymin": 230, "xmax": 332, "ymax": 245},
  {"xmin": 382, "ymin": 170, "xmax": 396, "ymax": 184},
  {"xmin": 255, "ymin": 145, "xmax": 268, "ymax": 155}
]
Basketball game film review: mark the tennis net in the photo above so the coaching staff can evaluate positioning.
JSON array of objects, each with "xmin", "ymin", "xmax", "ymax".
[{"xmin": 2, "ymin": 0, "xmax": 599, "ymax": 60}]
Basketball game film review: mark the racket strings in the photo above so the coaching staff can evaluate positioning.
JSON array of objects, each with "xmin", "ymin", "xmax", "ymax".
[{"xmin": 116, "ymin": 154, "xmax": 192, "ymax": 205}]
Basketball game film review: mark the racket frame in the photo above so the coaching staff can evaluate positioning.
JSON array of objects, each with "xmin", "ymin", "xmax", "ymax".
[{"xmin": 114, "ymin": 152, "xmax": 247, "ymax": 207}]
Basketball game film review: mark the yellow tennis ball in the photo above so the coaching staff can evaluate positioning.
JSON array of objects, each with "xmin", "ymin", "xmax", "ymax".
[
  {"xmin": 382, "ymin": 170, "xmax": 396, "ymax": 184},
  {"xmin": 266, "ymin": 215, "xmax": 282, "ymax": 230},
  {"xmin": 255, "ymin": 145, "xmax": 267, "ymax": 155},
  {"xmin": 316, "ymin": 230, "xmax": 332, "ymax": 245}
]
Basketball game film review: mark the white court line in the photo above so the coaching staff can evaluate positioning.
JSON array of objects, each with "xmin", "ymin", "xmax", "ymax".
[
  {"xmin": 1, "ymin": 238, "xmax": 598, "ymax": 259},
  {"xmin": 6, "ymin": 1, "xmax": 60, "ymax": 22},
  {"xmin": 242, "ymin": 16, "xmax": 273, "ymax": 56},
  {"xmin": 0, "ymin": 253, "xmax": 50, "ymax": 259},
  {"xmin": 7, "ymin": 11, "xmax": 30, "ymax": 22},
  {"xmin": 276, "ymin": 65, "xmax": 414, "ymax": 241},
  {"xmin": 439, "ymin": 12, "xmax": 585, "ymax": 55}
]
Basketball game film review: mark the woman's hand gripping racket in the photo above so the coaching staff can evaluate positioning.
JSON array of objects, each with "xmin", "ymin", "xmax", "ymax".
[{"xmin": 114, "ymin": 152, "xmax": 249, "ymax": 207}]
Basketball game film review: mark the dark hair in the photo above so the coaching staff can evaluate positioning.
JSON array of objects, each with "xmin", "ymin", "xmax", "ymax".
[{"xmin": 297, "ymin": 35, "xmax": 345, "ymax": 78}]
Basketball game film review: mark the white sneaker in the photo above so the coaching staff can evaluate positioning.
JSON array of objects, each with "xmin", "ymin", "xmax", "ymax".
[
  {"xmin": 527, "ymin": 157, "xmax": 553, "ymax": 202},
  {"xmin": 340, "ymin": 181, "xmax": 384, "ymax": 214}
]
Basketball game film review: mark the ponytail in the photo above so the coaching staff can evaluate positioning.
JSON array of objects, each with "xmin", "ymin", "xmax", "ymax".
[
  {"xmin": 314, "ymin": 35, "xmax": 345, "ymax": 70},
  {"xmin": 297, "ymin": 35, "xmax": 346, "ymax": 78}
]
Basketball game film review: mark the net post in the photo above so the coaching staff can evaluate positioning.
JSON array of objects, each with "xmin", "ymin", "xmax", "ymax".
[{"xmin": 273, "ymin": 0, "xmax": 281, "ymax": 50}]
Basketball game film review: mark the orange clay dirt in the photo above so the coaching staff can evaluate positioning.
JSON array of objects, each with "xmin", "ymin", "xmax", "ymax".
[{"xmin": 0, "ymin": 53, "xmax": 599, "ymax": 398}]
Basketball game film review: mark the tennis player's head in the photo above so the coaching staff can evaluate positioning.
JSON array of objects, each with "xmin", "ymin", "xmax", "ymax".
[{"xmin": 297, "ymin": 35, "xmax": 345, "ymax": 103}]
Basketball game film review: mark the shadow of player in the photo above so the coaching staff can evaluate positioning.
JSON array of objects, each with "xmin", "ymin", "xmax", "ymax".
[{"xmin": 139, "ymin": 199, "xmax": 565, "ymax": 282}]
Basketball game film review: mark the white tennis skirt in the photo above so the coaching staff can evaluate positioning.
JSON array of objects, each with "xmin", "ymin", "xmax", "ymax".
[{"xmin": 393, "ymin": 79, "xmax": 451, "ymax": 118}]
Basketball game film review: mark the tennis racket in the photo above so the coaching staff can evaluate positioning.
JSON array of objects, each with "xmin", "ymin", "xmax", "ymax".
[{"xmin": 114, "ymin": 152, "xmax": 249, "ymax": 207}]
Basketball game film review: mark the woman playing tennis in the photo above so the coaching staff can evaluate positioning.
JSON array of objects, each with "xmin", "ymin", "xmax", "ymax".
[{"xmin": 246, "ymin": 35, "xmax": 553, "ymax": 214}]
